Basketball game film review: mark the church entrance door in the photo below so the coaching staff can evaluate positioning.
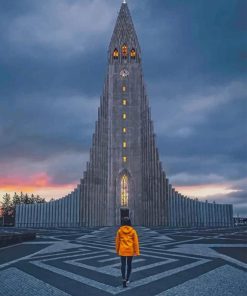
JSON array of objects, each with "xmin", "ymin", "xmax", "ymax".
[{"xmin": 120, "ymin": 208, "xmax": 129, "ymax": 225}]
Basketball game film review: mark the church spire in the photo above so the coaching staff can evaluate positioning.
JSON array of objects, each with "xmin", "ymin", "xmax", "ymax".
[{"xmin": 108, "ymin": 1, "xmax": 141, "ymax": 63}]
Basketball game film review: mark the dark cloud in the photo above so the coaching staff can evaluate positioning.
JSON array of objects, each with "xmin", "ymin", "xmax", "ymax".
[{"xmin": 0, "ymin": 0, "xmax": 246, "ymax": 214}]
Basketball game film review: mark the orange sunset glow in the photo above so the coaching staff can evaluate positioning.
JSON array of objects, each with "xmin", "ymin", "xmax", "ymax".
[
  {"xmin": 176, "ymin": 183, "xmax": 239, "ymax": 199},
  {"xmin": 0, "ymin": 173, "xmax": 77, "ymax": 201}
]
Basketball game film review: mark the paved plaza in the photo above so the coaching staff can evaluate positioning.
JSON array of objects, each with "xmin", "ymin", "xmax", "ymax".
[{"xmin": 0, "ymin": 226, "xmax": 246, "ymax": 296}]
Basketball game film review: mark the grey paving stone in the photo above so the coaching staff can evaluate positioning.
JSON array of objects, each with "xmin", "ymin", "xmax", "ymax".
[
  {"xmin": 155, "ymin": 264, "xmax": 247, "ymax": 296},
  {"xmin": 0, "ymin": 267, "xmax": 71, "ymax": 296}
]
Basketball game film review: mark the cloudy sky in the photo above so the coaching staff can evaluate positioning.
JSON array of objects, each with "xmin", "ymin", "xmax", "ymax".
[{"xmin": 0, "ymin": 0, "xmax": 246, "ymax": 216}]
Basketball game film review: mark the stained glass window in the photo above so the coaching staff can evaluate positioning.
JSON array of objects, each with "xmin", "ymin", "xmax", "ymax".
[
  {"xmin": 122, "ymin": 99, "xmax": 127, "ymax": 106},
  {"xmin": 123, "ymin": 127, "xmax": 127, "ymax": 133},
  {"xmin": 121, "ymin": 175, "xmax": 128, "ymax": 207},
  {"xmin": 123, "ymin": 141, "xmax": 127, "ymax": 148},
  {"xmin": 123, "ymin": 156, "xmax": 127, "ymax": 163},
  {"xmin": 123, "ymin": 113, "xmax": 127, "ymax": 119}
]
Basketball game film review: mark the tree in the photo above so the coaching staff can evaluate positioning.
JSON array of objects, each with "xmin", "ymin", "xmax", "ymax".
[
  {"xmin": 0, "ymin": 192, "xmax": 46, "ymax": 226},
  {"xmin": 1, "ymin": 193, "xmax": 14, "ymax": 226}
]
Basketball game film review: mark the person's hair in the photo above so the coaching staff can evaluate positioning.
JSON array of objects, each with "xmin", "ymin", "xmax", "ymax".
[{"xmin": 122, "ymin": 217, "xmax": 132, "ymax": 226}]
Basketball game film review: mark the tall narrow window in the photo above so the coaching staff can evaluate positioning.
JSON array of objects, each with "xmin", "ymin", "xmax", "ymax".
[
  {"xmin": 123, "ymin": 156, "xmax": 127, "ymax": 163},
  {"xmin": 122, "ymin": 86, "xmax": 126, "ymax": 92},
  {"xmin": 130, "ymin": 48, "xmax": 136, "ymax": 59},
  {"xmin": 123, "ymin": 141, "xmax": 127, "ymax": 148},
  {"xmin": 123, "ymin": 113, "xmax": 127, "ymax": 120},
  {"xmin": 122, "ymin": 99, "xmax": 127, "ymax": 106},
  {"xmin": 113, "ymin": 48, "xmax": 119, "ymax": 59},
  {"xmin": 122, "ymin": 44, "xmax": 128, "ymax": 58},
  {"xmin": 123, "ymin": 127, "xmax": 127, "ymax": 133},
  {"xmin": 121, "ymin": 175, "xmax": 128, "ymax": 207}
]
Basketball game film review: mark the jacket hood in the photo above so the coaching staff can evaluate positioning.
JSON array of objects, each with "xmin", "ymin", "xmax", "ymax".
[{"xmin": 120, "ymin": 225, "xmax": 134, "ymax": 234}]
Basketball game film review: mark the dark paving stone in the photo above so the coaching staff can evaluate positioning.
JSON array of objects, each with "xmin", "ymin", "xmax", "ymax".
[
  {"xmin": 212, "ymin": 247, "xmax": 247, "ymax": 263},
  {"xmin": 0, "ymin": 243, "xmax": 51, "ymax": 266}
]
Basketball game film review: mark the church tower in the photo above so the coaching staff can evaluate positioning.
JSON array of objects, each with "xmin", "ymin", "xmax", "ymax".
[
  {"xmin": 81, "ymin": 1, "xmax": 145, "ymax": 226},
  {"xmin": 15, "ymin": 1, "xmax": 234, "ymax": 229}
]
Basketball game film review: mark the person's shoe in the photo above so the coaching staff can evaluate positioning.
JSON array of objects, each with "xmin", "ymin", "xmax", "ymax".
[
  {"xmin": 122, "ymin": 279, "xmax": 127, "ymax": 288},
  {"xmin": 126, "ymin": 280, "xmax": 130, "ymax": 285}
]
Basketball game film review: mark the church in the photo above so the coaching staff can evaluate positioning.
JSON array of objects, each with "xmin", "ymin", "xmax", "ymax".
[{"xmin": 15, "ymin": 1, "xmax": 234, "ymax": 228}]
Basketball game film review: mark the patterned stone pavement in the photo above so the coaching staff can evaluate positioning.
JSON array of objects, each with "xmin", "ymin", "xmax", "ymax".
[{"xmin": 0, "ymin": 226, "xmax": 246, "ymax": 296}]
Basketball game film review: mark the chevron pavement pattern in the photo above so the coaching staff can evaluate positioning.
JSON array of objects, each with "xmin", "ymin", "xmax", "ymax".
[{"xmin": 0, "ymin": 226, "xmax": 246, "ymax": 295}]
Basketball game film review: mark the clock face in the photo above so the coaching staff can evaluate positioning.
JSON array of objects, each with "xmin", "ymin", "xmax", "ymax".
[{"xmin": 120, "ymin": 69, "xmax": 129, "ymax": 78}]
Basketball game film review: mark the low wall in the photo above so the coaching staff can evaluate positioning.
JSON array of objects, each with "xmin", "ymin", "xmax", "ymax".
[{"xmin": 0, "ymin": 232, "xmax": 36, "ymax": 248}]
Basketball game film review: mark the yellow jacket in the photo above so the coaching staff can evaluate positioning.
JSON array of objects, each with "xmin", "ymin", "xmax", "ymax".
[{"xmin": 115, "ymin": 225, "xmax": 140, "ymax": 256}]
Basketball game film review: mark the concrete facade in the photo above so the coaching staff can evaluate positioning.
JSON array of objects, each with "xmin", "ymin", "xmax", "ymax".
[{"xmin": 15, "ymin": 2, "xmax": 234, "ymax": 229}]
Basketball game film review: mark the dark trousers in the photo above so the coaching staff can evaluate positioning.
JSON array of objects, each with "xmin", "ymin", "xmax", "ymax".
[{"xmin": 121, "ymin": 256, "xmax": 133, "ymax": 280}]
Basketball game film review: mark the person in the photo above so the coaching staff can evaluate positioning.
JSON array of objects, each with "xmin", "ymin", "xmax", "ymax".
[{"xmin": 115, "ymin": 217, "xmax": 140, "ymax": 288}]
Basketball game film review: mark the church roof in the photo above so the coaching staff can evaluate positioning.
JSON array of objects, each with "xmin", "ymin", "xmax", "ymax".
[{"xmin": 109, "ymin": 2, "xmax": 141, "ymax": 54}]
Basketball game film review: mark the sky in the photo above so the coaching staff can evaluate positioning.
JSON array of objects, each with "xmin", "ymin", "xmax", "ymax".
[{"xmin": 0, "ymin": 0, "xmax": 246, "ymax": 216}]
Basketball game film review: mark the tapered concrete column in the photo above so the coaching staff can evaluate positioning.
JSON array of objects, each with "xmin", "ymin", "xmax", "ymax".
[
  {"xmin": 74, "ymin": 190, "xmax": 77, "ymax": 227},
  {"xmin": 53, "ymin": 201, "xmax": 56, "ymax": 227},
  {"xmin": 175, "ymin": 192, "xmax": 179, "ymax": 227},
  {"xmin": 203, "ymin": 202, "xmax": 206, "ymax": 227},
  {"xmin": 68, "ymin": 194, "xmax": 72, "ymax": 227},
  {"xmin": 49, "ymin": 201, "xmax": 53, "ymax": 228},
  {"xmin": 42, "ymin": 203, "xmax": 46, "ymax": 228},
  {"xmin": 178, "ymin": 195, "xmax": 181, "ymax": 227},
  {"xmin": 189, "ymin": 198, "xmax": 192, "ymax": 227},
  {"xmin": 218, "ymin": 204, "xmax": 221, "ymax": 227},
  {"xmin": 57, "ymin": 200, "xmax": 60, "ymax": 227},
  {"xmin": 76, "ymin": 188, "xmax": 80, "ymax": 227},
  {"xmin": 43, "ymin": 203, "xmax": 46, "ymax": 228},
  {"xmin": 183, "ymin": 197, "xmax": 187, "ymax": 227},
  {"xmin": 27, "ymin": 205, "xmax": 30, "ymax": 228},
  {"xmin": 57, "ymin": 200, "xmax": 61, "ymax": 227},
  {"xmin": 68, "ymin": 195, "xmax": 71, "ymax": 227},
  {"xmin": 228, "ymin": 205, "xmax": 232, "ymax": 227},
  {"xmin": 187, "ymin": 198, "xmax": 191, "ymax": 227},
  {"xmin": 15, "ymin": 205, "xmax": 19, "ymax": 227},
  {"xmin": 200, "ymin": 201, "xmax": 204, "ymax": 227},
  {"xmin": 25, "ymin": 205, "xmax": 29, "ymax": 228},
  {"xmin": 38, "ymin": 203, "xmax": 42, "ymax": 228},
  {"xmin": 192, "ymin": 199, "xmax": 196, "ymax": 227},
  {"xmin": 179, "ymin": 195, "xmax": 183, "ymax": 227},
  {"xmin": 46, "ymin": 202, "xmax": 49, "ymax": 228},
  {"xmin": 65, "ymin": 196, "xmax": 69, "ymax": 227},
  {"xmin": 224, "ymin": 204, "xmax": 228, "ymax": 227},
  {"xmin": 229, "ymin": 204, "xmax": 233, "ymax": 227},
  {"xmin": 174, "ymin": 192, "xmax": 178, "ymax": 227},
  {"xmin": 22, "ymin": 205, "xmax": 25, "ymax": 227},
  {"xmin": 18, "ymin": 204, "xmax": 22, "ymax": 227},
  {"xmin": 172, "ymin": 192, "xmax": 176, "ymax": 227},
  {"xmin": 185, "ymin": 196, "xmax": 189, "ymax": 227},
  {"xmin": 210, "ymin": 203, "xmax": 213, "ymax": 227},
  {"xmin": 35, "ymin": 204, "xmax": 38, "ymax": 228},
  {"xmin": 222, "ymin": 204, "xmax": 225, "ymax": 227},
  {"xmin": 63, "ymin": 197, "xmax": 66, "ymax": 227},
  {"xmin": 71, "ymin": 191, "xmax": 75, "ymax": 227},
  {"xmin": 31, "ymin": 204, "xmax": 35, "ymax": 228},
  {"xmin": 195, "ymin": 201, "xmax": 198, "ymax": 228},
  {"xmin": 171, "ymin": 188, "xmax": 175, "ymax": 227},
  {"xmin": 216, "ymin": 204, "xmax": 220, "ymax": 227}
]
